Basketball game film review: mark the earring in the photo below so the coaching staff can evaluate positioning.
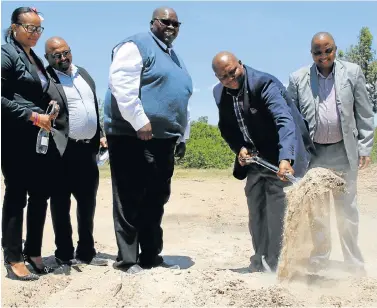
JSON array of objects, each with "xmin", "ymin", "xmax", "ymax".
[{"xmin": 13, "ymin": 32, "xmax": 17, "ymax": 37}]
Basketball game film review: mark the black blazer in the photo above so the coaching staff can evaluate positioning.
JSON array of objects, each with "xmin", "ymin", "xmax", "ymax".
[
  {"xmin": 1, "ymin": 39, "xmax": 51, "ymax": 143},
  {"xmin": 46, "ymin": 65, "xmax": 103, "ymax": 155},
  {"xmin": 213, "ymin": 65, "xmax": 315, "ymax": 180}
]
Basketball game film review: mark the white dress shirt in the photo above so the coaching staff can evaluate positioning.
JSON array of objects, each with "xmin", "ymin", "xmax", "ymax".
[
  {"xmin": 109, "ymin": 32, "xmax": 191, "ymax": 143},
  {"xmin": 55, "ymin": 64, "xmax": 98, "ymax": 140}
]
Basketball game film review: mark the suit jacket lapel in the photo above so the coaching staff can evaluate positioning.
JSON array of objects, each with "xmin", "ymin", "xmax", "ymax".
[
  {"xmin": 11, "ymin": 41, "xmax": 43, "ymax": 92},
  {"xmin": 46, "ymin": 66, "xmax": 68, "ymax": 106},
  {"xmin": 333, "ymin": 59, "xmax": 344, "ymax": 114},
  {"xmin": 309, "ymin": 63, "xmax": 320, "ymax": 119},
  {"xmin": 243, "ymin": 67, "xmax": 251, "ymax": 113}
]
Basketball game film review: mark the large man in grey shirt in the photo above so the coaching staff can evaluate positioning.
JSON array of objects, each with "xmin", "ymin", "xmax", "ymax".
[{"xmin": 287, "ymin": 32, "xmax": 374, "ymax": 275}]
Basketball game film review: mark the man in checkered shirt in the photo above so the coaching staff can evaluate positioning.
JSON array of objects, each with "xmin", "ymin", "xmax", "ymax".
[{"xmin": 212, "ymin": 51, "xmax": 314, "ymax": 273}]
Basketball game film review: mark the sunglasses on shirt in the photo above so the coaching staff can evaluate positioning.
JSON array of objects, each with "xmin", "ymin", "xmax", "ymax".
[
  {"xmin": 49, "ymin": 50, "xmax": 71, "ymax": 60},
  {"xmin": 153, "ymin": 18, "xmax": 181, "ymax": 28},
  {"xmin": 311, "ymin": 47, "xmax": 334, "ymax": 57}
]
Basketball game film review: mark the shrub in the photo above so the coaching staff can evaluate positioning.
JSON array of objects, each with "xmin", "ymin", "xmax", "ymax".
[{"xmin": 177, "ymin": 121, "xmax": 234, "ymax": 169}]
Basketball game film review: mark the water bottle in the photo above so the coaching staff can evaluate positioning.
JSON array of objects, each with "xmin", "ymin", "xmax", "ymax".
[
  {"xmin": 96, "ymin": 147, "xmax": 109, "ymax": 166},
  {"xmin": 36, "ymin": 128, "xmax": 50, "ymax": 154},
  {"xmin": 36, "ymin": 100, "xmax": 57, "ymax": 154}
]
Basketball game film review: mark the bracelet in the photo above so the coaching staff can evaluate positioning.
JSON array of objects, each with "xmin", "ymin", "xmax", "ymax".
[{"xmin": 33, "ymin": 113, "xmax": 39, "ymax": 126}]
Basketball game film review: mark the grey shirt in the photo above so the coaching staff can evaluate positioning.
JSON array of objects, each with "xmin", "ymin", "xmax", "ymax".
[{"xmin": 313, "ymin": 66, "xmax": 343, "ymax": 144}]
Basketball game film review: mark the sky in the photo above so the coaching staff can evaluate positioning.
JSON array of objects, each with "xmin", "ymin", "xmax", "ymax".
[{"xmin": 2, "ymin": 1, "xmax": 377, "ymax": 125}]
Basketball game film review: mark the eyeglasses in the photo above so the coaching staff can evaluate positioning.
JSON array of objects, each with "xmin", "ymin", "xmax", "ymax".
[
  {"xmin": 154, "ymin": 18, "xmax": 181, "ymax": 28},
  {"xmin": 50, "ymin": 50, "xmax": 71, "ymax": 60},
  {"xmin": 312, "ymin": 47, "xmax": 334, "ymax": 57},
  {"xmin": 16, "ymin": 23, "xmax": 44, "ymax": 34}
]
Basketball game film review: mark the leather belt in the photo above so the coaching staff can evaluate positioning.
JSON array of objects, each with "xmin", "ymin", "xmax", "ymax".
[{"xmin": 69, "ymin": 137, "xmax": 91, "ymax": 144}]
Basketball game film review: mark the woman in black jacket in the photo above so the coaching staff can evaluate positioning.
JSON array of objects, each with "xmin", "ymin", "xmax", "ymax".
[{"xmin": 1, "ymin": 7, "xmax": 58, "ymax": 280}]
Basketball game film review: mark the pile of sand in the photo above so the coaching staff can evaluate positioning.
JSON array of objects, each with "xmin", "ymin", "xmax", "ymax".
[{"xmin": 277, "ymin": 167, "xmax": 346, "ymax": 281}]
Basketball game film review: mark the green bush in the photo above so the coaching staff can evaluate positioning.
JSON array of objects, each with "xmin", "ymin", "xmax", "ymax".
[{"xmin": 177, "ymin": 120, "xmax": 235, "ymax": 169}]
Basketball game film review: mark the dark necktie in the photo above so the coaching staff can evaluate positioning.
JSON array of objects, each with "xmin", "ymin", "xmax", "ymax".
[{"xmin": 168, "ymin": 49, "xmax": 181, "ymax": 68}]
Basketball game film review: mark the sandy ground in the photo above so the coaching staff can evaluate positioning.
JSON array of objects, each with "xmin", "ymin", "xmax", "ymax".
[{"xmin": 1, "ymin": 165, "xmax": 377, "ymax": 307}]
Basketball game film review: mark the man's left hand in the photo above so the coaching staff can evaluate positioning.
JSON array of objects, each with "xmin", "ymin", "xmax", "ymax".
[
  {"xmin": 175, "ymin": 142, "xmax": 186, "ymax": 159},
  {"xmin": 100, "ymin": 137, "xmax": 108, "ymax": 148},
  {"xmin": 277, "ymin": 159, "xmax": 294, "ymax": 182},
  {"xmin": 359, "ymin": 156, "xmax": 371, "ymax": 170}
]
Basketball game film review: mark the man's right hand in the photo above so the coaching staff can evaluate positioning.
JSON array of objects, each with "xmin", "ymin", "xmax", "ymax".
[
  {"xmin": 238, "ymin": 147, "xmax": 252, "ymax": 166},
  {"xmin": 137, "ymin": 122, "xmax": 152, "ymax": 141}
]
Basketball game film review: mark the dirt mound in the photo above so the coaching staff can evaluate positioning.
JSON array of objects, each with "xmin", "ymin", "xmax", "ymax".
[{"xmin": 277, "ymin": 167, "xmax": 346, "ymax": 281}]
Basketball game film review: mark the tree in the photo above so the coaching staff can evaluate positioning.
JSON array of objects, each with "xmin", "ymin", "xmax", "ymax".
[
  {"xmin": 197, "ymin": 116, "xmax": 209, "ymax": 124},
  {"xmin": 338, "ymin": 27, "xmax": 377, "ymax": 112}
]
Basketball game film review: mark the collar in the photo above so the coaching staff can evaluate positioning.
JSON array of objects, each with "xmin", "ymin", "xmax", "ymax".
[
  {"xmin": 149, "ymin": 31, "xmax": 173, "ymax": 53},
  {"xmin": 315, "ymin": 62, "xmax": 335, "ymax": 79},
  {"xmin": 54, "ymin": 63, "xmax": 78, "ymax": 78}
]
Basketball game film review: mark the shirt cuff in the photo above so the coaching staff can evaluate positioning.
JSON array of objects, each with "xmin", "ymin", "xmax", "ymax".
[{"xmin": 132, "ymin": 112, "xmax": 150, "ymax": 131}]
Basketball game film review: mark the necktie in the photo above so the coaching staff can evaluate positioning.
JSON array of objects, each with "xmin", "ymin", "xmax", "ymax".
[{"xmin": 169, "ymin": 49, "xmax": 181, "ymax": 68}]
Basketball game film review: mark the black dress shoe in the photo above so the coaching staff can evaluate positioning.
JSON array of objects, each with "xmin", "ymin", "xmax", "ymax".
[
  {"xmin": 24, "ymin": 255, "xmax": 55, "ymax": 274},
  {"xmin": 113, "ymin": 262, "xmax": 143, "ymax": 274},
  {"xmin": 140, "ymin": 256, "xmax": 180, "ymax": 270},
  {"xmin": 55, "ymin": 257, "xmax": 78, "ymax": 266},
  {"xmin": 126, "ymin": 264, "xmax": 143, "ymax": 274},
  {"xmin": 76, "ymin": 257, "xmax": 108, "ymax": 266},
  {"xmin": 4, "ymin": 263, "xmax": 39, "ymax": 281}
]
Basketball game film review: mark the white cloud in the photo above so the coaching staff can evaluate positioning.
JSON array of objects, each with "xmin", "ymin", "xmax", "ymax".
[{"xmin": 193, "ymin": 87, "xmax": 200, "ymax": 93}]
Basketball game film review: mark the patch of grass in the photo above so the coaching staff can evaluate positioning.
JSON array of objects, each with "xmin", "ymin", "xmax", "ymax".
[
  {"xmin": 99, "ymin": 164, "xmax": 233, "ymax": 180},
  {"xmin": 99, "ymin": 164, "xmax": 111, "ymax": 178},
  {"xmin": 372, "ymin": 128, "xmax": 377, "ymax": 163}
]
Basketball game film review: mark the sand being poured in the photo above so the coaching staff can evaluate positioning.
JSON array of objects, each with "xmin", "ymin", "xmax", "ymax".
[{"xmin": 277, "ymin": 167, "xmax": 346, "ymax": 281}]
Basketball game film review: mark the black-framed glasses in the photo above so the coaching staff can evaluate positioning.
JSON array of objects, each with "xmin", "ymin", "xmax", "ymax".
[
  {"xmin": 49, "ymin": 50, "xmax": 71, "ymax": 60},
  {"xmin": 16, "ymin": 23, "xmax": 44, "ymax": 34},
  {"xmin": 153, "ymin": 18, "xmax": 181, "ymax": 28},
  {"xmin": 311, "ymin": 47, "xmax": 334, "ymax": 57}
]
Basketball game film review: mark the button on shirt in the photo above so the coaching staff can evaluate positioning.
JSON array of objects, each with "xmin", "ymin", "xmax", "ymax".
[
  {"xmin": 109, "ymin": 31, "xmax": 191, "ymax": 143},
  {"xmin": 313, "ymin": 67, "xmax": 343, "ymax": 144},
  {"xmin": 55, "ymin": 64, "xmax": 98, "ymax": 140}
]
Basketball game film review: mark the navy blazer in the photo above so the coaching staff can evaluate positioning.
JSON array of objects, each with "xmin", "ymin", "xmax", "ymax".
[{"xmin": 213, "ymin": 65, "xmax": 314, "ymax": 179}]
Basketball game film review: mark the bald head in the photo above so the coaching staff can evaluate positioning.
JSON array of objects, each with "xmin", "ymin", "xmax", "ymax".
[
  {"xmin": 45, "ymin": 36, "xmax": 72, "ymax": 73},
  {"xmin": 45, "ymin": 36, "xmax": 68, "ymax": 53},
  {"xmin": 311, "ymin": 32, "xmax": 335, "ymax": 48},
  {"xmin": 152, "ymin": 7, "xmax": 177, "ymax": 20},
  {"xmin": 212, "ymin": 51, "xmax": 244, "ymax": 90},
  {"xmin": 212, "ymin": 51, "xmax": 239, "ymax": 71}
]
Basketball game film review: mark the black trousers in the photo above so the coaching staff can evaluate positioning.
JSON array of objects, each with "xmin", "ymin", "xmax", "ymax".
[
  {"xmin": 107, "ymin": 135, "xmax": 176, "ymax": 267},
  {"xmin": 1, "ymin": 132, "xmax": 57, "ymax": 263},
  {"xmin": 50, "ymin": 139, "xmax": 99, "ymax": 262},
  {"xmin": 244, "ymin": 164, "xmax": 289, "ymax": 271}
]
